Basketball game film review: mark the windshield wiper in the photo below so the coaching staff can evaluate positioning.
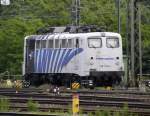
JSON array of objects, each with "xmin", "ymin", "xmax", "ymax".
[
  {"xmin": 108, "ymin": 44, "xmax": 114, "ymax": 48},
  {"xmin": 91, "ymin": 44, "xmax": 96, "ymax": 48}
]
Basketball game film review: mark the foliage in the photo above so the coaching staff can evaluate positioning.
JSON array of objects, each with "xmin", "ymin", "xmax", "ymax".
[
  {"xmin": 27, "ymin": 98, "xmax": 39, "ymax": 112},
  {"xmin": 0, "ymin": 97, "xmax": 10, "ymax": 111},
  {"xmin": 0, "ymin": 0, "xmax": 149, "ymax": 75},
  {"xmin": 93, "ymin": 104, "xmax": 138, "ymax": 116}
]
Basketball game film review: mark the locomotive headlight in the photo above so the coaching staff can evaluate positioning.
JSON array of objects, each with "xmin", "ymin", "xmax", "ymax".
[
  {"xmin": 90, "ymin": 62, "xmax": 94, "ymax": 65},
  {"xmin": 118, "ymin": 66, "xmax": 123, "ymax": 71},
  {"xmin": 115, "ymin": 61, "xmax": 120, "ymax": 65},
  {"xmin": 89, "ymin": 57, "xmax": 94, "ymax": 65}
]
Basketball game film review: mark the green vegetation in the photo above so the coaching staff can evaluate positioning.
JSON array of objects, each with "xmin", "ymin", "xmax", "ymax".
[
  {"xmin": 0, "ymin": 98, "xmax": 10, "ymax": 111},
  {"xmin": 27, "ymin": 98, "xmax": 39, "ymax": 112},
  {"xmin": 0, "ymin": 98, "xmax": 138, "ymax": 116},
  {"xmin": 65, "ymin": 103, "xmax": 138, "ymax": 116},
  {"xmin": 83, "ymin": 104, "xmax": 138, "ymax": 116},
  {"xmin": 0, "ymin": 0, "xmax": 149, "ymax": 75}
]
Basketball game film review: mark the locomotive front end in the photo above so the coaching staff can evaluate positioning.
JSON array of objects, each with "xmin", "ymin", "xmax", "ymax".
[{"xmin": 86, "ymin": 32, "xmax": 124, "ymax": 86}]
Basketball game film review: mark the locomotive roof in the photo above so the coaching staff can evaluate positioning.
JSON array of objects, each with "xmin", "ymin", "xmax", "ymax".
[{"xmin": 25, "ymin": 32, "xmax": 121, "ymax": 40}]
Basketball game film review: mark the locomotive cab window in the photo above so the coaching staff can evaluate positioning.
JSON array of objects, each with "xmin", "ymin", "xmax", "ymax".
[
  {"xmin": 88, "ymin": 37, "xmax": 102, "ymax": 48},
  {"xmin": 106, "ymin": 37, "xmax": 119, "ymax": 48}
]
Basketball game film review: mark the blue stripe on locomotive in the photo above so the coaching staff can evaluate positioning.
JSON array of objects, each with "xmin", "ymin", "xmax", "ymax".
[{"xmin": 34, "ymin": 48, "xmax": 83, "ymax": 73}]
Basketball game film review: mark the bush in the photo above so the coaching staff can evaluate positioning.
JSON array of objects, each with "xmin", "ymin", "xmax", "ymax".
[
  {"xmin": 27, "ymin": 98, "xmax": 39, "ymax": 112},
  {"xmin": 0, "ymin": 98, "xmax": 10, "ymax": 112}
]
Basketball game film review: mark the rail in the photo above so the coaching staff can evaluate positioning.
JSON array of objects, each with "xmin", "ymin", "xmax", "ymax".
[
  {"xmin": 0, "ymin": 88, "xmax": 150, "ymax": 115},
  {"xmin": 0, "ymin": 112, "xmax": 60, "ymax": 116}
]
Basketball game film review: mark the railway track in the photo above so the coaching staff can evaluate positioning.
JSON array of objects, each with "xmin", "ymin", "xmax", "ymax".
[
  {"xmin": 67, "ymin": 89, "xmax": 150, "ymax": 96},
  {"xmin": 0, "ymin": 89, "xmax": 150, "ymax": 103},
  {"xmin": 5, "ymin": 96, "xmax": 149, "ymax": 109},
  {"xmin": 9, "ymin": 105, "xmax": 150, "ymax": 116},
  {"xmin": 0, "ymin": 88, "xmax": 150, "ymax": 95},
  {"xmin": 0, "ymin": 88, "xmax": 150, "ymax": 115},
  {"xmin": 0, "ymin": 88, "xmax": 43, "ymax": 93},
  {"xmin": 0, "ymin": 112, "xmax": 60, "ymax": 116}
]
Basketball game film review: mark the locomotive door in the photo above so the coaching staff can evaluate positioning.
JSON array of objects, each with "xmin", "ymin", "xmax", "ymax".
[{"xmin": 26, "ymin": 39, "xmax": 35, "ymax": 73}]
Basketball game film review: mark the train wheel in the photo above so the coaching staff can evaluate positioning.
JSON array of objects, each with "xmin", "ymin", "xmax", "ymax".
[{"xmin": 22, "ymin": 80, "xmax": 30, "ymax": 88}]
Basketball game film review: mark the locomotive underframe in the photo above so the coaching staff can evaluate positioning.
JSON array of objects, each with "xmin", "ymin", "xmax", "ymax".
[{"xmin": 24, "ymin": 71, "xmax": 123, "ymax": 87}]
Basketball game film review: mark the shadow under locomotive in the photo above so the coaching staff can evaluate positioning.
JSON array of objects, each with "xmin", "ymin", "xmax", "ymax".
[{"xmin": 24, "ymin": 71, "xmax": 123, "ymax": 87}]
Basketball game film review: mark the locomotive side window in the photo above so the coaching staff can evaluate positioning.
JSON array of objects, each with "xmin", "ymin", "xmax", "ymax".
[
  {"xmin": 62, "ymin": 39, "xmax": 67, "ymax": 48},
  {"xmin": 55, "ymin": 39, "xmax": 59, "ymax": 48},
  {"xmin": 48, "ymin": 40, "xmax": 54, "ymax": 48},
  {"xmin": 76, "ymin": 39, "xmax": 79, "ymax": 48},
  {"xmin": 36, "ymin": 40, "xmax": 40, "ymax": 49},
  {"xmin": 88, "ymin": 38, "xmax": 102, "ymax": 48},
  {"xmin": 68, "ymin": 39, "xmax": 73, "ymax": 48},
  {"xmin": 41, "ymin": 40, "xmax": 46, "ymax": 48},
  {"xmin": 106, "ymin": 37, "xmax": 119, "ymax": 48}
]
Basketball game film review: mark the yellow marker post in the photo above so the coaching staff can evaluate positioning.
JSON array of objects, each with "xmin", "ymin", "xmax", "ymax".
[{"xmin": 72, "ymin": 93, "xmax": 79, "ymax": 116}]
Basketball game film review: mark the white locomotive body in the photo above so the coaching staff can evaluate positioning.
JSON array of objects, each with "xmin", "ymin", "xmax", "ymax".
[{"xmin": 23, "ymin": 27, "xmax": 124, "ymax": 87}]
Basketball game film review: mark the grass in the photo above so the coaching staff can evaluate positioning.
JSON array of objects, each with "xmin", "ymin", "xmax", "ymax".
[
  {"xmin": 25, "ymin": 102, "xmax": 138, "ymax": 116},
  {"xmin": 0, "ymin": 97, "xmax": 10, "ymax": 112},
  {"xmin": 27, "ymin": 98, "xmax": 39, "ymax": 112},
  {"xmin": 0, "ymin": 98, "xmax": 138, "ymax": 116}
]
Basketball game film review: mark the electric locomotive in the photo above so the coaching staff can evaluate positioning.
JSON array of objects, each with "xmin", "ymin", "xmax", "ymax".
[{"xmin": 23, "ymin": 26, "xmax": 124, "ymax": 87}]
